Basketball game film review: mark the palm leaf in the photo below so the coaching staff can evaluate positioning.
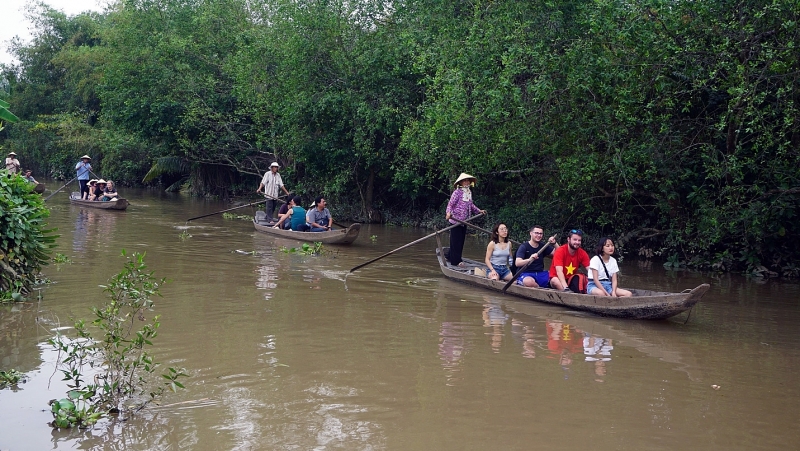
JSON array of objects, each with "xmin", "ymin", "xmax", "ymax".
[{"xmin": 142, "ymin": 156, "xmax": 190, "ymax": 182}]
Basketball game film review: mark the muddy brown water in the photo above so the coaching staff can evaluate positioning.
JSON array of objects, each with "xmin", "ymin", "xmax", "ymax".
[{"xmin": 1, "ymin": 187, "xmax": 799, "ymax": 450}]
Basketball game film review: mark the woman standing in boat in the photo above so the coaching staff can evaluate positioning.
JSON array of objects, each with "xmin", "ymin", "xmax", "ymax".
[
  {"xmin": 446, "ymin": 173, "xmax": 486, "ymax": 267},
  {"xmin": 587, "ymin": 237, "xmax": 632, "ymax": 297},
  {"xmin": 484, "ymin": 223, "xmax": 513, "ymax": 281}
]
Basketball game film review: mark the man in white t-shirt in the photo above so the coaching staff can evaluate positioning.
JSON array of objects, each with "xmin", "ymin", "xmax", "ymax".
[{"xmin": 256, "ymin": 162, "xmax": 291, "ymax": 220}]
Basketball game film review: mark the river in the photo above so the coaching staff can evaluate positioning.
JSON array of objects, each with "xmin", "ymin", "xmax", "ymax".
[{"xmin": 1, "ymin": 186, "xmax": 799, "ymax": 450}]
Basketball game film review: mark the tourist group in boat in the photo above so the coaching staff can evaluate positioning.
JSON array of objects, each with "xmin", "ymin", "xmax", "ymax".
[
  {"xmin": 73, "ymin": 155, "xmax": 119, "ymax": 202},
  {"xmin": 446, "ymin": 172, "xmax": 631, "ymax": 297},
  {"xmin": 255, "ymin": 161, "xmax": 335, "ymax": 233}
]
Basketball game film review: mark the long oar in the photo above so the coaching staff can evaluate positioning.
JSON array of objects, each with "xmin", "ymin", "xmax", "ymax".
[
  {"xmin": 449, "ymin": 217, "xmax": 522, "ymax": 246},
  {"xmin": 43, "ymin": 176, "xmax": 77, "ymax": 201},
  {"xmin": 186, "ymin": 199, "xmax": 267, "ymax": 222},
  {"xmin": 349, "ymin": 213, "xmax": 484, "ymax": 273},
  {"xmin": 501, "ymin": 234, "xmax": 558, "ymax": 293}
]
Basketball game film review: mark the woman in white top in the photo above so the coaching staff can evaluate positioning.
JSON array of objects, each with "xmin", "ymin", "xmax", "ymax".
[
  {"xmin": 587, "ymin": 237, "xmax": 632, "ymax": 297},
  {"xmin": 484, "ymin": 223, "xmax": 513, "ymax": 281}
]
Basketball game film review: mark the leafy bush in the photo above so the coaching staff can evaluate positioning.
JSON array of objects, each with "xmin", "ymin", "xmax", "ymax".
[{"xmin": 0, "ymin": 173, "xmax": 56, "ymax": 300}]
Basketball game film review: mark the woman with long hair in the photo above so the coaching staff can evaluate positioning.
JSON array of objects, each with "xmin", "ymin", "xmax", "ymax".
[
  {"xmin": 484, "ymin": 223, "xmax": 513, "ymax": 281},
  {"xmin": 587, "ymin": 237, "xmax": 632, "ymax": 297}
]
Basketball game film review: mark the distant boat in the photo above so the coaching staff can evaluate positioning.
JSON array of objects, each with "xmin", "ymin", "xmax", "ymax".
[
  {"xmin": 253, "ymin": 211, "xmax": 360, "ymax": 244},
  {"xmin": 69, "ymin": 192, "xmax": 129, "ymax": 210},
  {"xmin": 434, "ymin": 241, "xmax": 709, "ymax": 320}
]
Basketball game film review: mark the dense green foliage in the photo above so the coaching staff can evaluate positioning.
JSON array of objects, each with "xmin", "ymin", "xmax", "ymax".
[
  {"xmin": 0, "ymin": 172, "xmax": 56, "ymax": 299},
  {"xmin": 1, "ymin": 0, "xmax": 798, "ymax": 275}
]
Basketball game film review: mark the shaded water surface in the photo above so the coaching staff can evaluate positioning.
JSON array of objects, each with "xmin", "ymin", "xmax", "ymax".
[{"xmin": 1, "ymin": 187, "xmax": 799, "ymax": 450}]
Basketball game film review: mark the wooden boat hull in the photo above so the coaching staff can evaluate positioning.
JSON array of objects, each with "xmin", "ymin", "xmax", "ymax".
[
  {"xmin": 32, "ymin": 183, "xmax": 45, "ymax": 194},
  {"xmin": 435, "ymin": 244, "xmax": 708, "ymax": 320},
  {"xmin": 253, "ymin": 217, "xmax": 361, "ymax": 244},
  {"xmin": 69, "ymin": 192, "xmax": 129, "ymax": 210}
]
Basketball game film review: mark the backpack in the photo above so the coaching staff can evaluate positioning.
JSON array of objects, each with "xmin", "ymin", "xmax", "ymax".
[{"xmin": 567, "ymin": 273, "xmax": 588, "ymax": 294}]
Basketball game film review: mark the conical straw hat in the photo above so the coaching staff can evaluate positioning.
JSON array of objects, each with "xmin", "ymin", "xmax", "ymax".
[{"xmin": 453, "ymin": 173, "xmax": 476, "ymax": 186}]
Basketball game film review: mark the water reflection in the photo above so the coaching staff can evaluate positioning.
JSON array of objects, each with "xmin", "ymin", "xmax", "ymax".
[
  {"xmin": 51, "ymin": 412, "xmax": 179, "ymax": 451},
  {"xmin": 511, "ymin": 319, "xmax": 537, "ymax": 359},
  {"xmin": 482, "ymin": 300, "xmax": 508, "ymax": 353},
  {"xmin": 255, "ymin": 263, "xmax": 278, "ymax": 297},
  {"xmin": 71, "ymin": 207, "xmax": 119, "ymax": 255}
]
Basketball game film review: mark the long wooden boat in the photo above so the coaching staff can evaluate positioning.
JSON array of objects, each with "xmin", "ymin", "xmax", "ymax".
[
  {"xmin": 434, "ymin": 239, "xmax": 709, "ymax": 320},
  {"xmin": 69, "ymin": 192, "xmax": 129, "ymax": 210},
  {"xmin": 31, "ymin": 183, "xmax": 45, "ymax": 194},
  {"xmin": 253, "ymin": 211, "xmax": 361, "ymax": 244}
]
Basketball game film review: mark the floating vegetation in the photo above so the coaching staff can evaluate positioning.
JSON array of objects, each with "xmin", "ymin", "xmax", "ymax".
[
  {"xmin": 370, "ymin": 235, "xmax": 378, "ymax": 243},
  {"xmin": 52, "ymin": 253, "xmax": 72, "ymax": 264},
  {"xmin": 178, "ymin": 230, "xmax": 192, "ymax": 241},
  {"xmin": 0, "ymin": 369, "xmax": 26, "ymax": 389},
  {"xmin": 222, "ymin": 212, "xmax": 253, "ymax": 221},
  {"xmin": 280, "ymin": 242, "xmax": 325, "ymax": 256}
]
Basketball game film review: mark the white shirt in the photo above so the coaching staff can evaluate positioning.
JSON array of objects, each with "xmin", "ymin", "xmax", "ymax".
[
  {"xmin": 5, "ymin": 157, "xmax": 20, "ymax": 173},
  {"xmin": 589, "ymin": 255, "xmax": 620, "ymax": 281},
  {"xmin": 260, "ymin": 171, "xmax": 284, "ymax": 197}
]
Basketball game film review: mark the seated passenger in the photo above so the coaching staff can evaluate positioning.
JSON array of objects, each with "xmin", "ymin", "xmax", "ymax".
[
  {"xmin": 86, "ymin": 179, "xmax": 98, "ymax": 200},
  {"xmin": 101, "ymin": 180, "xmax": 118, "ymax": 201},
  {"xmin": 274, "ymin": 196, "xmax": 309, "ymax": 231},
  {"xmin": 23, "ymin": 170, "xmax": 38, "ymax": 183},
  {"xmin": 273, "ymin": 196, "xmax": 296, "ymax": 229},
  {"xmin": 515, "ymin": 225, "xmax": 559, "ymax": 288},
  {"xmin": 485, "ymin": 223, "xmax": 513, "ymax": 281},
  {"xmin": 277, "ymin": 192, "xmax": 293, "ymax": 218},
  {"xmin": 307, "ymin": 197, "xmax": 333, "ymax": 232},
  {"xmin": 92, "ymin": 179, "xmax": 107, "ymax": 201},
  {"xmin": 587, "ymin": 237, "xmax": 632, "ymax": 297},
  {"xmin": 549, "ymin": 229, "xmax": 591, "ymax": 293}
]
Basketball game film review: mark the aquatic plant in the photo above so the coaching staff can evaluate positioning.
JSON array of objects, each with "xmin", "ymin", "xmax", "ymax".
[
  {"xmin": 280, "ymin": 242, "xmax": 325, "ymax": 256},
  {"xmin": 53, "ymin": 253, "xmax": 73, "ymax": 264},
  {"xmin": 0, "ymin": 369, "xmax": 26, "ymax": 389},
  {"xmin": 222, "ymin": 212, "xmax": 253, "ymax": 221},
  {"xmin": 178, "ymin": 230, "xmax": 192, "ymax": 241},
  {"xmin": 48, "ymin": 251, "xmax": 188, "ymax": 429}
]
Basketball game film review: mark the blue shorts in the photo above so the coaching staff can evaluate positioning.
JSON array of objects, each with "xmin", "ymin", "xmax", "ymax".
[
  {"xmin": 486, "ymin": 264, "xmax": 511, "ymax": 279},
  {"xmin": 587, "ymin": 280, "xmax": 613, "ymax": 294},
  {"xmin": 516, "ymin": 271, "xmax": 550, "ymax": 287}
]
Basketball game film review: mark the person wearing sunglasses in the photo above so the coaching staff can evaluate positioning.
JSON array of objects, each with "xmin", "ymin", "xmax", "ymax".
[{"xmin": 549, "ymin": 229, "xmax": 590, "ymax": 293}]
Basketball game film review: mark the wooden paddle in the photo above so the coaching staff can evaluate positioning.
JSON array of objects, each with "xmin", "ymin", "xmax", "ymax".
[
  {"xmin": 186, "ymin": 199, "xmax": 267, "ymax": 222},
  {"xmin": 43, "ymin": 176, "xmax": 77, "ymax": 201},
  {"xmin": 349, "ymin": 213, "xmax": 484, "ymax": 273},
  {"xmin": 501, "ymin": 234, "xmax": 558, "ymax": 293},
  {"xmin": 449, "ymin": 217, "xmax": 522, "ymax": 245}
]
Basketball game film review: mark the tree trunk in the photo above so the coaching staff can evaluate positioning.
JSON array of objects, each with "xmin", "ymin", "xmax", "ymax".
[{"xmin": 363, "ymin": 167, "xmax": 382, "ymax": 223}]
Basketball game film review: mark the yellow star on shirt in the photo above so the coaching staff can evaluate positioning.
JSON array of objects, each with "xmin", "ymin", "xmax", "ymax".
[{"xmin": 565, "ymin": 262, "xmax": 576, "ymax": 275}]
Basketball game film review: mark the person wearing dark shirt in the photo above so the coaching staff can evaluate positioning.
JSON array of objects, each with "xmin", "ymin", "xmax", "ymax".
[{"xmin": 515, "ymin": 225, "xmax": 559, "ymax": 288}]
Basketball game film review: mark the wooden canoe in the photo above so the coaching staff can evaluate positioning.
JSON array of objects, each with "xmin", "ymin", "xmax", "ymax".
[
  {"xmin": 253, "ymin": 212, "xmax": 361, "ymax": 244},
  {"xmin": 31, "ymin": 183, "xmax": 45, "ymax": 194},
  {"xmin": 69, "ymin": 192, "xmax": 129, "ymax": 210},
  {"xmin": 434, "ymin": 240, "xmax": 708, "ymax": 320}
]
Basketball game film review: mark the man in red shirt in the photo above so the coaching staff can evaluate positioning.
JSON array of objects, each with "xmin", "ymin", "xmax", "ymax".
[{"xmin": 549, "ymin": 229, "xmax": 590, "ymax": 292}]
